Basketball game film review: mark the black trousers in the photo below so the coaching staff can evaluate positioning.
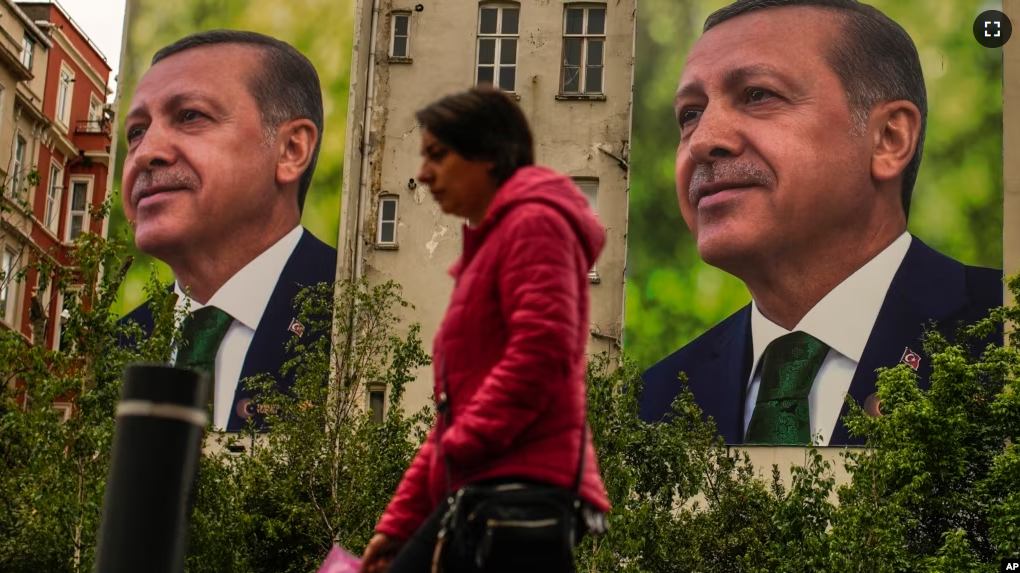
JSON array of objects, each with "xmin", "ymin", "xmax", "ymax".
[
  {"xmin": 386, "ymin": 498, "xmax": 450, "ymax": 573},
  {"xmin": 386, "ymin": 482, "xmax": 583, "ymax": 573}
]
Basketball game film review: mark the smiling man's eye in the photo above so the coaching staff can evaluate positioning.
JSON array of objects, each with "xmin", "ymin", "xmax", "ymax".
[
  {"xmin": 126, "ymin": 125, "xmax": 146, "ymax": 141},
  {"xmin": 679, "ymin": 109, "xmax": 703, "ymax": 125},
  {"xmin": 746, "ymin": 88, "xmax": 774, "ymax": 103}
]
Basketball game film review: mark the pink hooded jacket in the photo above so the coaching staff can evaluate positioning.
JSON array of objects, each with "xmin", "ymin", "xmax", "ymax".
[{"xmin": 375, "ymin": 166, "xmax": 612, "ymax": 540}]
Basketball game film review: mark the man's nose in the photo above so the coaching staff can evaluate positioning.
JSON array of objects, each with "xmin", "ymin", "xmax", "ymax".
[
  {"xmin": 687, "ymin": 103, "xmax": 744, "ymax": 164},
  {"xmin": 131, "ymin": 122, "xmax": 176, "ymax": 170}
]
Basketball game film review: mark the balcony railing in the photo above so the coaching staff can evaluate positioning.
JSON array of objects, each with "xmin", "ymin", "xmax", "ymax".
[{"xmin": 74, "ymin": 120, "xmax": 111, "ymax": 136}]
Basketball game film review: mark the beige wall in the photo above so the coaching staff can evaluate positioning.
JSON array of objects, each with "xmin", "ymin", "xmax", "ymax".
[
  {"xmin": 0, "ymin": 0, "xmax": 45, "ymax": 183},
  {"xmin": 341, "ymin": 0, "xmax": 635, "ymax": 415},
  {"xmin": 1005, "ymin": 0, "xmax": 1020, "ymax": 310},
  {"xmin": 0, "ymin": 1, "xmax": 48, "ymax": 337}
]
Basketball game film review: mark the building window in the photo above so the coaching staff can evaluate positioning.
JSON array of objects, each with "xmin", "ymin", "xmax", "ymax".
[
  {"xmin": 391, "ymin": 12, "xmax": 411, "ymax": 58},
  {"xmin": 53, "ymin": 403, "xmax": 72, "ymax": 422},
  {"xmin": 21, "ymin": 36, "xmax": 34, "ymax": 70},
  {"xmin": 66, "ymin": 179, "xmax": 91, "ymax": 241},
  {"xmin": 10, "ymin": 136, "xmax": 26, "ymax": 198},
  {"xmin": 561, "ymin": 5, "xmax": 606, "ymax": 95},
  {"xmin": 85, "ymin": 96, "xmax": 104, "ymax": 132},
  {"xmin": 56, "ymin": 67, "xmax": 74, "ymax": 126},
  {"xmin": 377, "ymin": 195, "xmax": 398, "ymax": 246},
  {"xmin": 89, "ymin": 97, "xmax": 102, "ymax": 122},
  {"xmin": 45, "ymin": 163, "xmax": 63, "ymax": 233},
  {"xmin": 54, "ymin": 287, "xmax": 79, "ymax": 351},
  {"xmin": 477, "ymin": 4, "xmax": 519, "ymax": 92},
  {"xmin": 574, "ymin": 179, "xmax": 599, "ymax": 278},
  {"xmin": 369, "ymin": 385, "xmax": 385, "ymax": 423},
  {"xmin": 1, "ymin": 246, "xmax": 18, "ymax": 322}
]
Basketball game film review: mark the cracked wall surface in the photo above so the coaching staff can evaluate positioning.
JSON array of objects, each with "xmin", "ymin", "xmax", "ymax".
[{"xmin": 345, "ymin": 0, "xmax": 635, "ymax": 414}]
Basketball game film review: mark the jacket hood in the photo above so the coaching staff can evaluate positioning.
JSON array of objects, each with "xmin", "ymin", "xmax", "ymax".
[{"xmin": 471, "ymin": 166, "xmax": 606, "ymax": 270}]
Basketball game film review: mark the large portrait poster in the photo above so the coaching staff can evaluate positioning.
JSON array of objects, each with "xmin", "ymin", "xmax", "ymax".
[
  {"xmin": 112, "ymin": 0, "xmax": 353, "ymax": 432},
  {"xmin": 630, "ymin": 0, "xmax": 1004, "ymax": 446}
]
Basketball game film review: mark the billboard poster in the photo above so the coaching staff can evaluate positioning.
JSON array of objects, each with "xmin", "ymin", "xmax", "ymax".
[
  {"xmin": 113, "ymin": 0, "xmax": 352, "ymax": 431},
  {"xmin": 630, "ymin": 0, "xmax": 1005, "ymax": 446}
]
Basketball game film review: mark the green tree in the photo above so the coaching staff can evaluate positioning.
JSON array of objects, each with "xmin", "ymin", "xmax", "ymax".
[
  {"xmin": 184, "ymin": 278, "xmax": 432, "ymax": 572},
  {"xmin": 0, "ymin": 199, "xmax": 178, "ymax": 573},
  {"xmin": 4, "ymin": 205, "xmax": 1018, "ymax": 572},
  {"xmin": 0, "ymin": 222, "xmax": 430, "ymax": 572},
  {"xmin": 578, "ymin": 275, "xmax": 1020, "ymax": 572}
]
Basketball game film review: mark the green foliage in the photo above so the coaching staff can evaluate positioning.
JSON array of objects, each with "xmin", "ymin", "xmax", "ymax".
[
  {"xmin": 111, "ymin": 0, "xmax": 354, "ymax": 316},
  {"xmin": 0, "ymin": 202, "xmax": 178, "ymax": 573},
  {"xmin": 184, "ymin": 278, "xmax": 432, "ymax": 573},
  {"xmin": 3, "ymin": 206, "xmax": 1018, "ymax": 571},
  {"xmin": 1, "ymin": 220, "xmax": 429, "ymax": 571},
  {"xmin": 626, "ymin": 0, "xmax": 1004, "ymax": 370},
  {"xmin": 581, "ymin": 275, "xmax": 1020, "ymax": 572}
]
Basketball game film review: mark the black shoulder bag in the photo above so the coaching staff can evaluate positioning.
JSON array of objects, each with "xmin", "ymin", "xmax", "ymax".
[{"xmin": 430, "ymin": 358, "xmax": 588, "ymax": 573}]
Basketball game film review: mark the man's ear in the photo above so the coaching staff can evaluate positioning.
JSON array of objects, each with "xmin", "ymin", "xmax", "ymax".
[
  {"xmin": 870, "ymin": 100, "xmax": 922, "ymax": 186},
  {"xmin": 275, "ymin": 118, "xmax": 318, "ymax": 188}
]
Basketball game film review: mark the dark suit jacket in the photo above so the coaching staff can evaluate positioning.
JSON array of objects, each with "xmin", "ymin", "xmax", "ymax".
[
  {"xmin": 120, "ymin": 229, "xmax": 338, "ymax": 431},
  {"xmin": 639, "ymin": 237, "xmax": 1003, "ymax": 446}
]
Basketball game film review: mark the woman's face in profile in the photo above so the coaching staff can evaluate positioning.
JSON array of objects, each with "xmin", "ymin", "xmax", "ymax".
[{"xmin": 417, "ymin": 129, "xmax": 499, "ymax": 225}]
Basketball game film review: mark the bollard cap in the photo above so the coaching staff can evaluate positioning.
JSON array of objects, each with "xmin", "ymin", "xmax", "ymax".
[{"xmin": 120, "ymin": 363, "xmax": 211, "ymax": 410}]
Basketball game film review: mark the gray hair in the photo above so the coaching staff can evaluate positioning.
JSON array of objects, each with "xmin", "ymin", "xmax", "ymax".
[{"xmin": 705, "ymin": 0, "xmax": 927, "ymax": 217}]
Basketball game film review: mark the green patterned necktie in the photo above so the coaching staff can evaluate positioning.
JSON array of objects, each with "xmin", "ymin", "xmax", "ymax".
[
  {"xmin": 744, "ymin": 331, "xmax": 830, "ymax": 445},
  {"xmin": 175, "ymin": 306, "xmax": 234, "ymax": 410}
]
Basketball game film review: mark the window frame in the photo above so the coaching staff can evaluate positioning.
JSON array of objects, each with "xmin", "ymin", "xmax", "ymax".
[
  {"xmin": 390, "ymin": 11, "xmax": 412, "ymax": 59},
  {"xmin": 0, "ymin": 86, "xmax": 6, "ymax": 136},
  {"xmin": 53, "ymin": 285, "xmax": 81, "ymax": 351},
  {"xmin": 475, "ymin": 3, "xmax": 521, "ymax": 93},
  {"xmin": 44, "ymin": 161, "xmax": 63, "ymax": 234},
  {"xmin": 376, "ymin": 194, "xmax": 399, "ymax": 247},
  {"xmin": 56, "ymin": 65, "xmax": 75, "ymax": 127},
  {"xmin": 52, "ymin": 402, "xmax": 73, "ymax": 422},
  {"xmin": 573, "ymin": 178, "xmax": 600, "ymax": 281},
  {"xmin": 10, "ymin": 134, "xmax": 26, "ymax": 199},
  {"xmin": 560, "ymin": 4, "xmax": 607, "ymax": 96},
  {"xmin": 1, "ymin": 244, "xmax": 21, "ymax": 325},
  {"xmin": 20, "ymin": 35, "xmax": 34, "ymax": 70},
  {"xmin": 368, "ymin": 384, "xmax": 385, "ymax": 423},
  {"xmin": 65, "ymin": 176, "xmax": 93, "ymax": 242}
]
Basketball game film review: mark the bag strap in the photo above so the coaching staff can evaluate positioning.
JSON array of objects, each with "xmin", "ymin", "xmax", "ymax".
[{"xmin": 437, "ymin": 353, "xmax": 589, "ymax": 498}]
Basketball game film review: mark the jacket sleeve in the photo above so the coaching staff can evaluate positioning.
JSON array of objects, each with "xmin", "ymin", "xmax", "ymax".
[
  {"xmin": 375, "ymin": 423, "xmax": 438, "ymax": 540},
  {"xmin": 440, "ymin": 206, "xmax": 580, "ymax": 469}
]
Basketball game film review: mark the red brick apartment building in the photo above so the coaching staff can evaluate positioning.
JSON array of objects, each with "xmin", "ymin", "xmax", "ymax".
[{"xmin": 0, "ymin": 0, "xmax": 114, "ymax": 356}]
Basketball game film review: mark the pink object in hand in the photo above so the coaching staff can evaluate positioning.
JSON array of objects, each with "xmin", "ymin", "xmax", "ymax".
[{"xmin": 316, "ymin": 545, "xmax": 362, "ymax": 573}]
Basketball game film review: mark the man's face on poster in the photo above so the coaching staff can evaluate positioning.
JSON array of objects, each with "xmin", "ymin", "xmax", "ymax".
[
  {"xmin": 673, "ymin": 7, "xmax": 876, "ymax": 274},
  {"xmin": 121, "ymin": 44, "xmax": 279, "ymax": 260}
]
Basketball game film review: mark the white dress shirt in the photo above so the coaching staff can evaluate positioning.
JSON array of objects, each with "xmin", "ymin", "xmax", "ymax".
[
  {"xmin": 173, "ymin": 226, "xmax": 304, "ymax": 429},
  {"xmin": 743, "ymin": 232, "xmax": 912, "ymax": 445}
]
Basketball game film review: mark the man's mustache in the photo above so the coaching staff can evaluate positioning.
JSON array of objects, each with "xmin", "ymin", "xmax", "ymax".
[
  {"xmin": 131, "ymin": 169, "xmax": 200, "ymax": 203},
  {"xmin": 688, "ymin": 162, "xmax": 775, "ymax": 203}
]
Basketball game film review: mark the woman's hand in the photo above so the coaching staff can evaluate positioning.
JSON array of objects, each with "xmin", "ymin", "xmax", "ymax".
[{"xmin": 360, "ymin": 533, "xmax": 403, "ymax": 573}]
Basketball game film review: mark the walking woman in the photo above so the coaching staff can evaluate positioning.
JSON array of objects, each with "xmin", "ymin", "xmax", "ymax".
[{"xmin": 359, "ymin": 86, "xmax": 610, "ymax": 573}]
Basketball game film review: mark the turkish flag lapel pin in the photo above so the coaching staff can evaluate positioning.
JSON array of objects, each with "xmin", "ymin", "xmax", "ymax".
[{"xmin": 900, "ymin": 347, "xmax": 921, "ymax": 371}]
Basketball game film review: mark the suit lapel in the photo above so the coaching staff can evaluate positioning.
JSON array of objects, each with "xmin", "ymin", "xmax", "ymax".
[
  {"xmin": 829, "ymin": 237, "xmax": 968, "ymax": 445},
  {"xmin": 699, "ymin": 306, "xmax": 753, "ymax": 444},
  {"xmin": 226, "ymin": 232, "xmax": 336, "ymax": 431}
]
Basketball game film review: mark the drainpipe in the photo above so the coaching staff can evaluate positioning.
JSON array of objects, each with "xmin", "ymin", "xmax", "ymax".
[
  {"xmin": 618, "ymin": 0, "xmax": 637, "ymax": 357},
  {"xmin": 354, "ymin": 0, "xmax": 381, "ymax": 284}
]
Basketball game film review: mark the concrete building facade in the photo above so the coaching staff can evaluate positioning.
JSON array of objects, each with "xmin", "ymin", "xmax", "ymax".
[
  {"xmin": 0, "ymin": 0, "xmax": 114, "ymax": 359},
  {"xmin": 339, "ymin": 0, "xmax": 636, "ymax": 416}
]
